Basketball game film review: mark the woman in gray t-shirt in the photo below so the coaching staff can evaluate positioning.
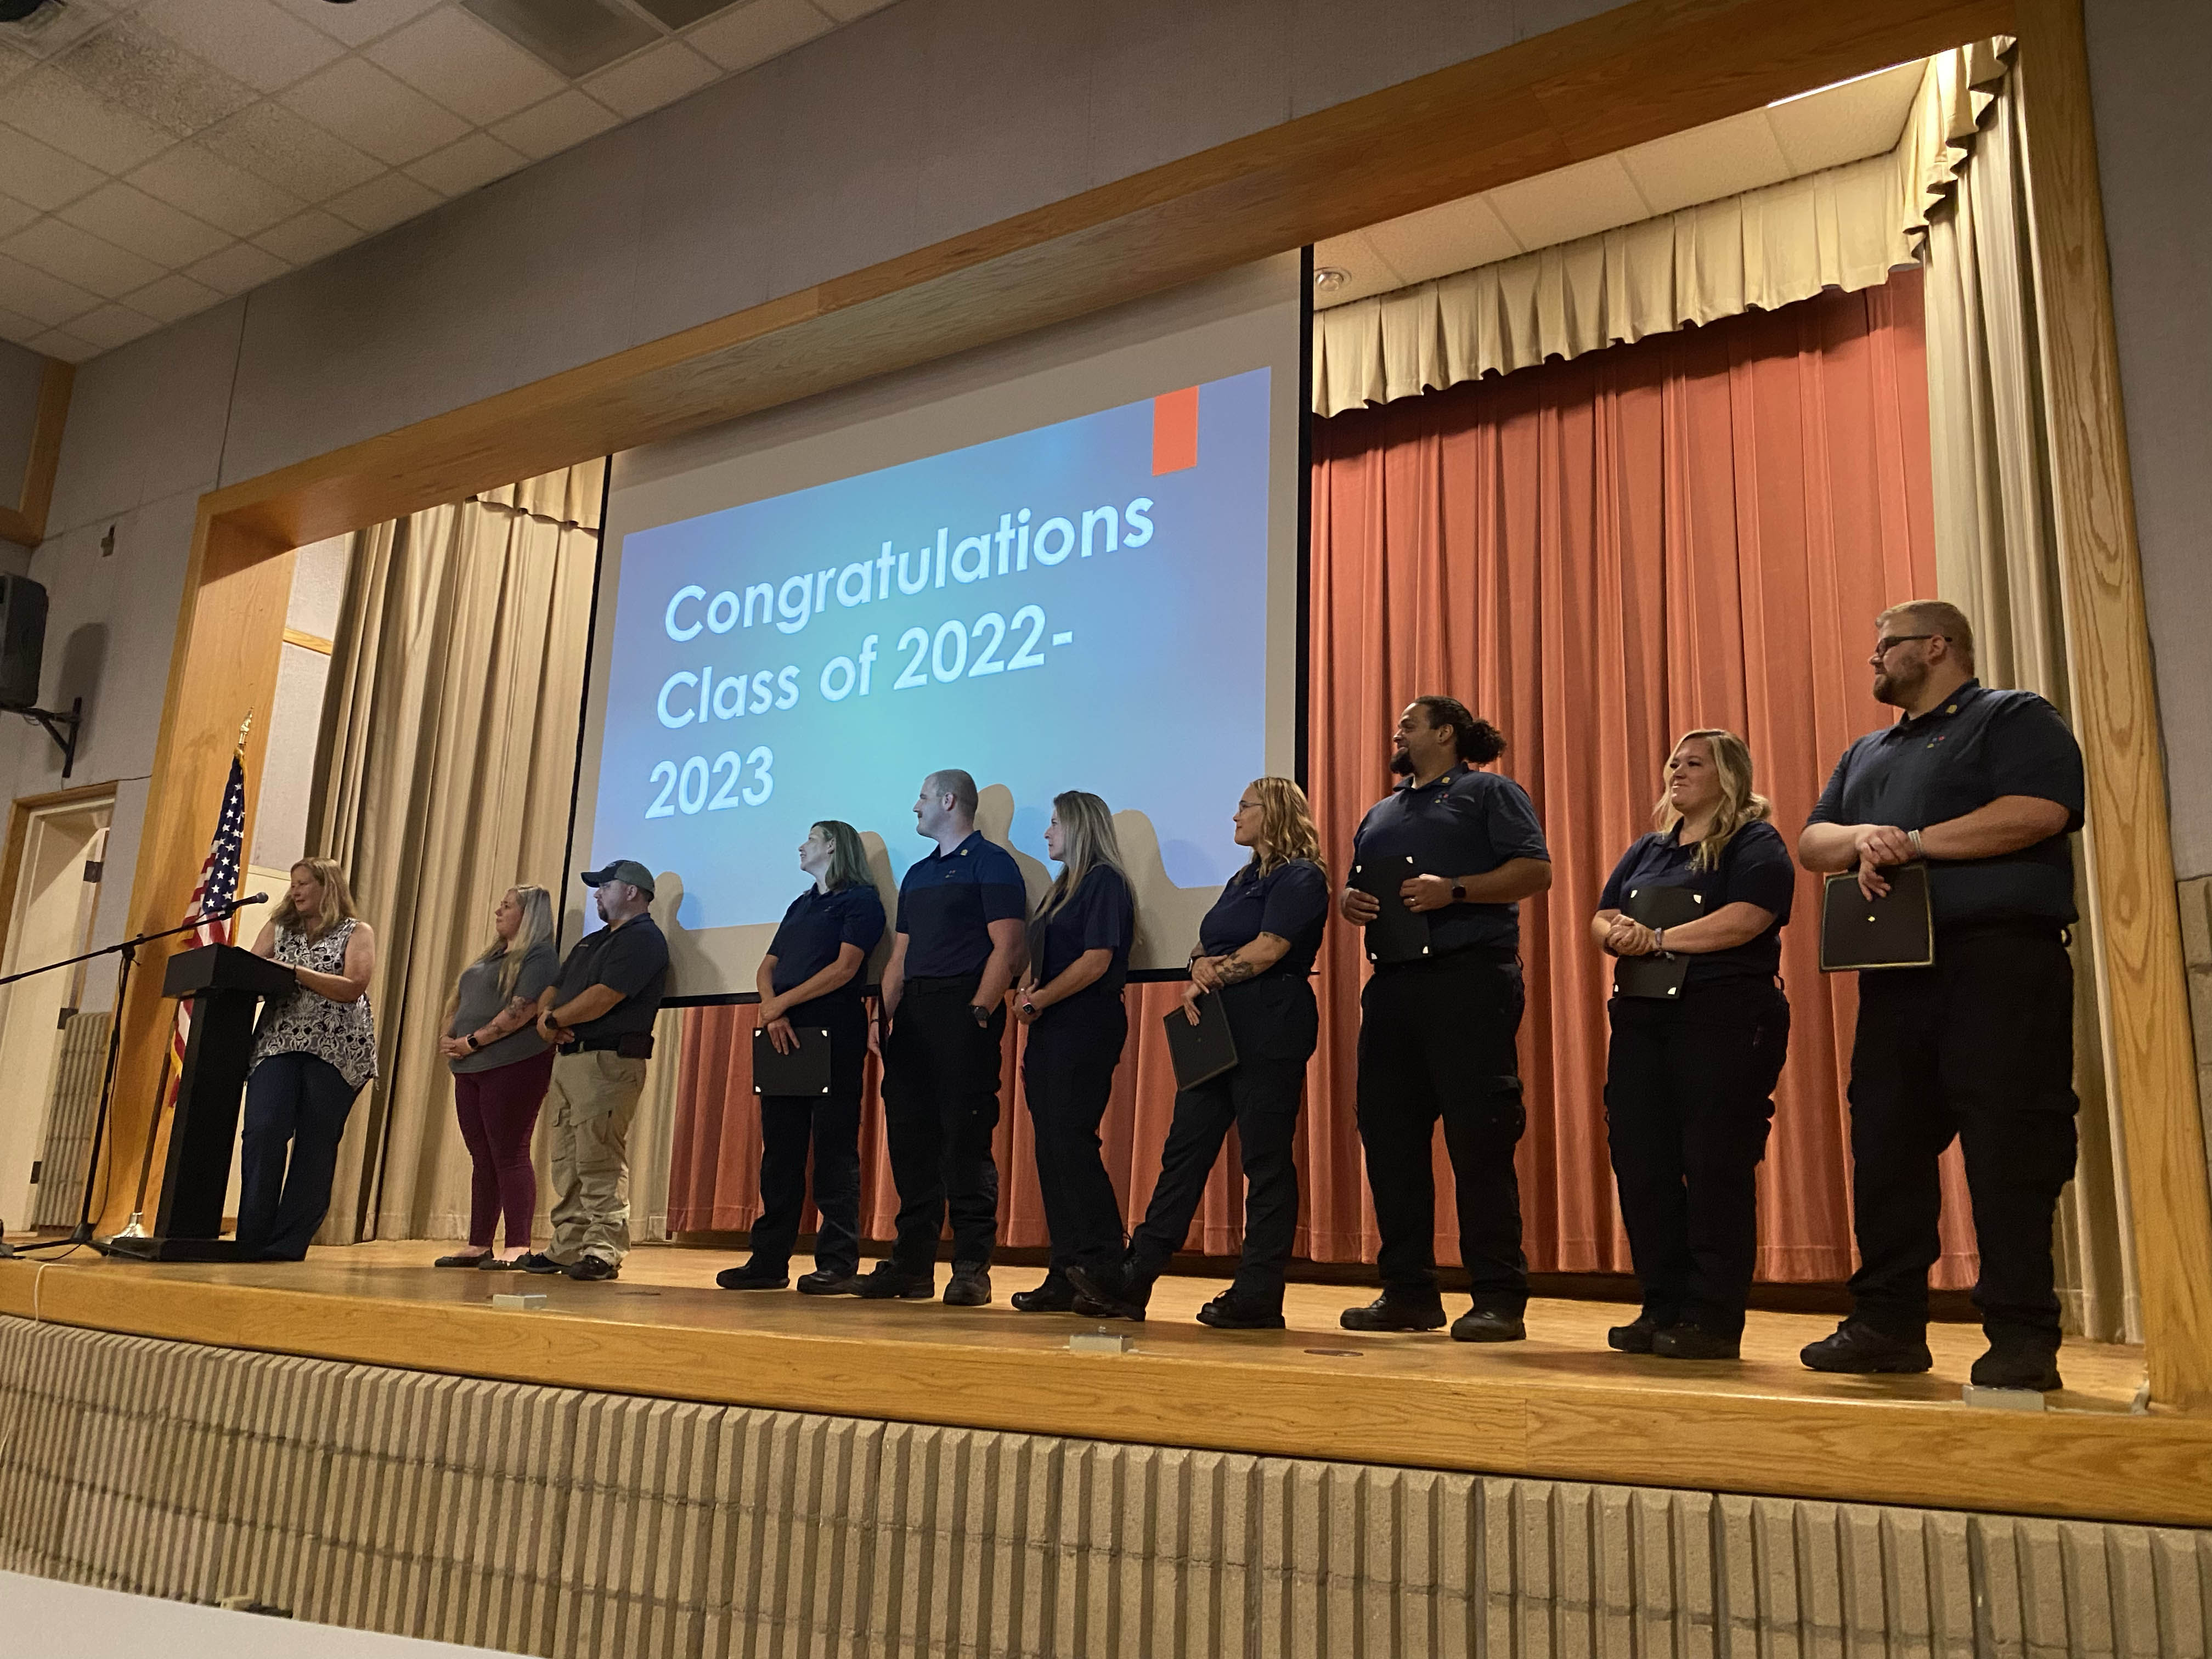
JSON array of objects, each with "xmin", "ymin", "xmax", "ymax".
[{"xmin": 435, "ymin": 884, "xmax": 561, "ymax": 1268}]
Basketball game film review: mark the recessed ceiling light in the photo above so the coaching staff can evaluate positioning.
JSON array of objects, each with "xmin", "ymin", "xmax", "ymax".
[{"xmin": 1313, "ymin": 267, "xmax": 1350, "ymax": 294}]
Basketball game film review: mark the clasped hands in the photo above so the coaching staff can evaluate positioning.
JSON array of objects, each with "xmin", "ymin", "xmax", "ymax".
[
  {"xmin": 1339, "ymin": 872, "xmax": 1459, "ymax": 923},
  {"xmin": 535, "ymin": 1007, "xmax": 578, "ymax": 1049},
  {"xmin": 1850, "ymin": 823, "xmax": 1916, "ymax": 900},
  {"xmin": 1603, "ymin": 916, "xmax": 1662, "ymax": 957},
  {"xmin": 753, "ymin": 995, "xmax": 799, "ymax": 1055}
]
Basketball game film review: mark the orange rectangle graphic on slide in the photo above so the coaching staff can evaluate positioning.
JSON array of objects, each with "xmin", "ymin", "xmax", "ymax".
[{"xmin": 1152, "ymin": 386, "xmax": 1199, "ymax": 475}]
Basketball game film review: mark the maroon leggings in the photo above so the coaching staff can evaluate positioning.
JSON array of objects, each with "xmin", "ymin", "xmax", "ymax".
[{"xmin": 453, "ymin": 1047, "xmax": 556, "ymax": 1249}]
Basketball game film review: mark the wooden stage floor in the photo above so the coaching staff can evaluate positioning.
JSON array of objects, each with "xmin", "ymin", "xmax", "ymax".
[{"xmin": 2, "ymin": 1239, "xmax": 2204, "ymax": 1530}]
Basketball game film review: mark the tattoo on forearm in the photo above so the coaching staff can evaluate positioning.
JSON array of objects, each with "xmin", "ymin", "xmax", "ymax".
[{"xmin": 1216, "ymin": 955, "xmax": 1259, "ymax": 986}]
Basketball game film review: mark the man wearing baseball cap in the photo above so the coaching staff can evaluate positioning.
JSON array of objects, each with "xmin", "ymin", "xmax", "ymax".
[{"xmin": 517, "ymin": 859, "xmax": 670, "ymax": 1282}]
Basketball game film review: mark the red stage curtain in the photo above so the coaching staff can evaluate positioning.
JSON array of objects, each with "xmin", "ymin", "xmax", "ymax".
[{"xmin": 667, "ymin": 270, "xmax": 1976, "ymax": 1290}]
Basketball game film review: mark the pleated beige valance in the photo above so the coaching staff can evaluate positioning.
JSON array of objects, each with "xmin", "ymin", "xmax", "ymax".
[{"xmin": 1311, "ymin": 39, "xmax": 2012, "ymax": 416}]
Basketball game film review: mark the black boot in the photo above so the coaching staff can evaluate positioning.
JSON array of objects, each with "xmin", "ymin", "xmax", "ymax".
[
  {"xmin": 1011, "ymin": 1271, "xmax": 1079, "ymax": 1313},
  {"xmin": 1799, "ymin": 1319, "xmax": 1932, "ymax": 1374},
  {"xmin": 1340, "ymin": 1293, "xmax": 1446, "ymax": 1333}
]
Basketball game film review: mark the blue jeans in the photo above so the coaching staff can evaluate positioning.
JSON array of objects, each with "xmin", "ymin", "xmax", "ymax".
[{"xmin": 237, "ymin": 1051, "xmax": 359, "ymax": 1260}]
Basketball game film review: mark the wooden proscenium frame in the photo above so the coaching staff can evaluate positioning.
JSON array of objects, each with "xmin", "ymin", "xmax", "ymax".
[{"xmin": 110, "ymin": 0, "xmax": 2212, "ymax": 1406}]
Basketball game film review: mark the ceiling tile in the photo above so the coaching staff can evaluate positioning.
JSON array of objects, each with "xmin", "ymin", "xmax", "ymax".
[
  {"xmin": 403, "ymin": 131, "xmax": 528, "ymax": 197},
  {"xmin": 1362, "ymin": 195, "xmax": 1523, "ymax": 292},
  {"xmin": 121, "ymin": 268, "xmax": 225, "ymax": 323},
  {"xmin": 685, "ymin": 0, "xmax": 830, "ymax": 73},
  {"xmin": 1619, "ymin": 109, "xmax": 1793, "ymax": 217},
  {"xmin": 582, "ymin": 39, "xmax": 718, "ymax": 119},
  {"xmin": 53, "ymin": 17, "xmax": 258, "ymax": 139},
  {"xmin": 57, "ymin": 179, "xmax": 232, "ymax": 264},
  {"xmin": 0, "ymin": 307, "xmax": 44, "ymax": 347},
  {"xmin": 812, "ymin": 0, "xmax": 890, "ymax": 20},
  {"xmin": 1310, "ymin": 228, "xmax": 1404, "ymax": 308},
  {"xmin": 64, "ymin": 301, "xmax": 164, "ymax": 349},
  {"xmin": 278, "ymin": 55, "xmax": 472, "ymax": 165},
  {"xmin": 136, "ymin": 0, "xmax": 349, "ymax": 94},
  {"xmin": 366, "ymin": 7, "xmax": 567, "ymax": 125},
  {"xmin": 1486, "ymin": 154, "xmax": 1652, "ymax": 255},
  {"xmin": 323, "ymin": 169, "xmax": 442, "ymax": 232},
  {"xmin": 1766, "ymin": 60, "xmax": 1927, "ymax": 176},
  {"xmin": 252, "ymin": 207, "xmax": 363, "ymax": 263},
  {"xmin": 0, "ymin": 37, "xmax": 37, "ymax": 87},
  {"xmin": 198, "ymin": 100, "xmax": 384, "ymax": 199},
  {"xmin": 0, "ymin": 250, "xmax": 102, "ymax": 327},
  {"xmin": 268, "ymin": 0, "xmax": 443, "ymax": 50},
  {"xmin": 0, "ymin": 126, "xmax": 107, "ymax": 212},
  {"xmin": 26, "ymin": 329, "xmax": 100, "ymax": 363},
  {"xmin": 0, "ymin": 195, "xmax": 38, "ymax": 241},
  {"xmin": 3, "ymin": 64, "xmax": 178, "ymax": 174},
  {"xmin": 183, "ymin": 239, "xmax": 290, "ymax": 294},
  {"xmin": 2, "ymin": 217, "xmax": 166, "ymax": 299},
  {"xmin": 489, "ymin": 88, "xmax": 621, "ymax": 159},
  {"xmin": 126, "ymin": 142, "xmax": 306, "ymax": 235}
]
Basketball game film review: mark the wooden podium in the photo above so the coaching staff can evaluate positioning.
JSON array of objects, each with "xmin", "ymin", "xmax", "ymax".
[{"xmin": 105, "ymin": 943, "xmax": 297, "ymax": 1263}]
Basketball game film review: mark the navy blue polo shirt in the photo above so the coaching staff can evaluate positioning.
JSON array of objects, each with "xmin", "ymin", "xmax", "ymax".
[
  {"xmin": 1808, "ymin": 680, "xmax": 2084, "ymax": 926},
  {"xmin": 1351, "ymin": 764, "xmax": 1550, "ymax": 953},
  {"xmin": 553, "ymin": 915, "xmax": 669, "ymax": 1040},
  {"xmin": 767, "ymin": 883, "xmax": 886, "ymax": 1020},
  {"xmin": 1032, "ymin": 865, "xmax": 1134, "ymax": 1011},
  {"xmin": 895, "ymin": 830, "xmax": 1028, "ymax": 979},
  {"xmin": 1198, "ymin": 857, "xmax": 1329, "ymax": 979},
  {"xmin": 1599, "ymin": 820, "xmax": 1796, "ymax": 988}
]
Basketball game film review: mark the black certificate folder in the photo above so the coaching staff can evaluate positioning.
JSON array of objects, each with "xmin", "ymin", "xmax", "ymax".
[
  {"xmin": 1616, "ymin": 883, "xmax": 1703, "ymax": 1000},
  {"xmin": 1351, "ymin": 854, "xmax": 1430, "ymax": 964},
  {"xmin": 752, "ymin": 1025, "xmax": 833, "ymax": 1095},
  {"xmin": 1163, "ymin": 994, "xmax": 1238, "ymax": 1091},
  {"xmin": 1819, "ymin": 863, "xmax": 1935, "ymax": 972}
]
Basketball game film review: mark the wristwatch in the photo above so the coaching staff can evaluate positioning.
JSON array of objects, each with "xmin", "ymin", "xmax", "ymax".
[
  {"xmin": 466, "ymin": 1035, "xmax": 481, "ymax": 1052},
  {"xmin": 1451, "ymin": 882, "xmax": 1466, "ymax": 902},
  {"xmin": 968, "ymin": 1004, "xmax": 991, "ymax": 1028}
]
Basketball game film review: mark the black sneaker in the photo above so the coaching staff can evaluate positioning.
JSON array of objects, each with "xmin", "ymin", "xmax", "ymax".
[
  {"xmin": 797, "ymin": 1269, "xmax": 861, "ymax": 1296},
  {"xmin": 1197, "ymin": 1291, "xmax": 1284, "ymax": 1330},
  {"xmin": 1065, "ymin": 1263, "xmax": 1150, "ymax": 1322},
  {"xmin": 1799, "ymin": 1318, "xmax": 1932, "ymax": 1374},
  {"xmin": 1652, "ymin": 1326, "xmax": 1740, "ymax": 1360},
  {"xmin": 515, "ymin": 1251, "xmax": 567, "ymax": 1276},
  {"xmin": 565, "ymin": 1255, "xmax": 619, "ymax": 1282},
  {"xmin": 1970, "ymin": 1338, "xmax": 2063, "ymax": 1392},
  {"xmin": 853, "ymin": 1261, "xmax": 934, "ymax": 1300},
  {"xmin": 1011, "ymin": 1273, "xmax": 1077, "ymax": 1313},
  {"xmin": 1449, "ymin": 1308, "xmax": 1526, "ymax": 1344},
  {"xmin": 1340, "ymin": 1294, "xmax": 1447, "ymax": 1333},
  {"xmin": 477, "ymin": 1254, "xmax": 523, "ymax": 1271},
  {"xmin": 1606, "ymin": 1315, "xmax": 1664, "ymax": 1353},
  {"xmin": 943, "ymin": 1262, "xmax": 992, "ymax": 1306},
  {"xmin": 715, "ymin": 1261, "xmax": 789, "ymax": 1291}
]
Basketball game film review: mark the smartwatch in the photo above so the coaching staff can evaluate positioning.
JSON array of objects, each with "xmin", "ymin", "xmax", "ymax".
[
  {"xmin": 968, "ymin": 1004, "xmax": 991, "ymax": 1028},
  {"xmin": 1451, "ymin": 882, "xmax": 1466, "ymax": 902},
  {"xmin": 466, "ymin": 1035, "xmax": 481, "ymax": 1052}
]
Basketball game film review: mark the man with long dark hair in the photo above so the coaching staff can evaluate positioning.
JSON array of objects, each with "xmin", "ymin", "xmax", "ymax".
[{"xmin": 1340, "ymin": 696, "xmax": 1551, "ymax": 1341}]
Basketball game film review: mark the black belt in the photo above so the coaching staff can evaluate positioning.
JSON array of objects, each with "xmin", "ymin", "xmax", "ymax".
[{"xmin": 572, "ymin": 1034, "xmax": 654, "ymax": 1058}]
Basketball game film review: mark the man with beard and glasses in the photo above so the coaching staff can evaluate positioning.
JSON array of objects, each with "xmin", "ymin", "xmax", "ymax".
[
  {"xmin": 1798, "ymin": 601, "xmax": 2085, "ymax": 1391},
  {"xmin": 1339, "ymin": 696, "xmax": 1551, "ymax": 1342}
]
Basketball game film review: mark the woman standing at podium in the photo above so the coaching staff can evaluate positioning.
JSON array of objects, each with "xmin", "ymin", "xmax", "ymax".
[
  {"xmin": 434, "ymin": 884, "xmax": 560, "ymax": 1270},
  {"xmin": 240, "ymin": 857, "xmax": 379, "ymax": 1261}
]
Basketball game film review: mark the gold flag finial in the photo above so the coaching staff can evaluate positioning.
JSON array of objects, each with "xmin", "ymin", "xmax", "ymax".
[{"xmin": 236, "ymin": 709, "xmax": 254, "ymax": 754}]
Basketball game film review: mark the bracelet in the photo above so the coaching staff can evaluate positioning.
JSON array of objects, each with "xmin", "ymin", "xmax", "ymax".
[
  {"xmin": 1654, "ymin": 927, "xmax": 1667, "ymax": 954},
  {"xmin": 1907, "ymin": 828, "xmax": 1926, "ymax": 859}
]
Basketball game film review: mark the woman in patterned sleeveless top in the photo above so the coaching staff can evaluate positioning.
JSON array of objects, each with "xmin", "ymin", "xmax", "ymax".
[{"xmin": 241, "ymin": 857, "xmax": 379, "ymax": 1261}]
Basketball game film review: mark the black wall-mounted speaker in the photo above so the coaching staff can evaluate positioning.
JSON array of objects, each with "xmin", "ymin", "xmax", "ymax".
[{"xmin": 0, "ymin": 572, "xmax": 48, "ymax": 712}]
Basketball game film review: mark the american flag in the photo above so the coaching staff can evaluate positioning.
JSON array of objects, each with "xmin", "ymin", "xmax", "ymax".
[{"xmin": 165, "ymin": 751, "xmax": 247, "ymax": 1100}]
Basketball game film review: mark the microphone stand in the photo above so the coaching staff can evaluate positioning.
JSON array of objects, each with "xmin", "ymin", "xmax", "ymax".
[{"xmin": 0, "ymin": 893, "xmax": 267, "ymax": 1260}]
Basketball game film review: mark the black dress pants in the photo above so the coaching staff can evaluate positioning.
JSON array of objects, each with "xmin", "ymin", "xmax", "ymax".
[
  {"xmin": 1128, "ymin": 1055, "xmax": 1306, "ymax": 1307},
  {"xmin": 883, "ymin": 975, "xmax": 1005, "ymax": 1273},
  {"xmin": 237, "ymin": 1050, "xmax": 359, "ymax": 1261},
  {"xmin": 1356, "ymin": 950, "xmax": 1528, "ymax": 1313},
  {"xmin": 1023, "ymin": 996, "xmax": 1129, "ymax": 1278},
  {"xmin": 751, "ymin": 1012, "xmax": 866, "ymax": 1278},
  {"xmin": 1604, "ymin": 980, "xmax": 1789, "ymax": 1337},
  {"xmin": 1847, "ymin": 922, "xmax": 2078, "ymax": 1344}
]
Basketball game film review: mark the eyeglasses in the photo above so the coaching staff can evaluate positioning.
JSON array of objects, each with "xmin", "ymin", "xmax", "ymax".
[{"xmin": 1872, "ymin": 634, "xmax": 1938, "ymax": 657}]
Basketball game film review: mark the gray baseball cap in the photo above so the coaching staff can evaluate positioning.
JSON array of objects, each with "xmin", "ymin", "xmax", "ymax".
[{"xmin": 581, "ymin": 859, "xmax": 656, "ymax": 899}]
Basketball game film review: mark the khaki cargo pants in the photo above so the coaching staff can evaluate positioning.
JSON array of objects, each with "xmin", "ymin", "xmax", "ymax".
[{"xmin": 545, "ymin": 1049, "xmax": 647, "ymax": 1266}]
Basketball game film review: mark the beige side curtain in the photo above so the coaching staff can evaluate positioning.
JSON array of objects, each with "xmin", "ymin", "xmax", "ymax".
[
  {"xmin": 1922, "ymin": 78, "xmax": 2137, "ymax": 1342},
  {"xmin": 309, "ymin": 464, "xmax": 685, "ymax": 1245},
  {"xmin": 1312, "ymin": 40, "xmax": 2011, "ymax": 417}
]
